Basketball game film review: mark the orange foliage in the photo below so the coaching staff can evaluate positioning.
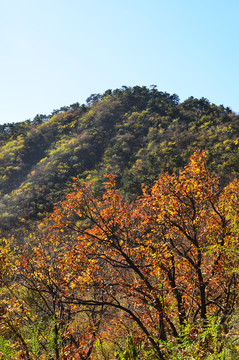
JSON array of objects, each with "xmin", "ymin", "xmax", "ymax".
[{"xmin": 16, "ymin": 151, "xmax": 239, "ymax": 359}]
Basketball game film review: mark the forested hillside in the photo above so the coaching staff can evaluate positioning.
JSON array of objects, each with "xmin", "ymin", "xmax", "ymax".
[
  {"xmin": 0, "ymin": 87, "xmax": 239, "ymax": 359},
  {"xmin": 0, "ymin": 86, "xmax": 238, "ymax": 233}
]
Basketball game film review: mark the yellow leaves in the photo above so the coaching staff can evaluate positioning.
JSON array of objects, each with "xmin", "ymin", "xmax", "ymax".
[
  {"xmin": 69, "ymin": 282, "xmax": 76, "ymax": 289},
  {"xmin": 39, "ymin": 156, "xmax": 48, "ymax": 164},
  {"xmin": 0, "ymin": 238, "xmax": 16, "ymax": 279}
]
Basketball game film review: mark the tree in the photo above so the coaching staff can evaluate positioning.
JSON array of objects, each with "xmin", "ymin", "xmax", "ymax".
[
  {"xmin": 15, "ymin": 151, "xmax": 239, "ymax": 359},
  {"xmin": 141, "ymin": 150, "xmax": 238, "ymax": 353}
]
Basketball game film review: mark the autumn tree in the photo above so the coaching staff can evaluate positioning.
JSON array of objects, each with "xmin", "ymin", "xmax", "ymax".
[
  {"xmin": 13, "ymin": 151, "xmax": 239, "ymax": 359},
  {"xmin": 140, "ymin": 150, "xmax": 239, "ymax": 357}
]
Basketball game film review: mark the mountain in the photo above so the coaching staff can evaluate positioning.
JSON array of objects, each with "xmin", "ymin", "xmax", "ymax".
[{"xmin": 0, "ymin": 86, "xmax": 238, "ymax": 233}]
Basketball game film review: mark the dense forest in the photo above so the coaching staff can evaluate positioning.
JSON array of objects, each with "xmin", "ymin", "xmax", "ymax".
[{"xmin": 0, "ymin": 86, "xmax": 239, "ymax": 359}]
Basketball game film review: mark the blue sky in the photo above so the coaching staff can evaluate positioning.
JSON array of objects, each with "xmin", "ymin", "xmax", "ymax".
[{"xmin": 0, "ymin": 0, "xmax": 238, "ymax": 125}]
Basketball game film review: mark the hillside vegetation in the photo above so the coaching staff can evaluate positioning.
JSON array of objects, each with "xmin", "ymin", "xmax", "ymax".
[
  {"xmin": 0, "ymin": 86, "xmax": 238, "ymax": 234},
  {"xmin": 0, "ymin": 151, "xmax": 239, "ymax": 359},
  {"xmin": 0, "ymin": 86, "xmax": 239, "ymax": 359}
]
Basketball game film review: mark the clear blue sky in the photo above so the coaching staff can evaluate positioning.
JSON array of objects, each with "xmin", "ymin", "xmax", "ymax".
[{"xmin": 0, "ymin": 0, "xmax": 238, "ymax": 125}]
